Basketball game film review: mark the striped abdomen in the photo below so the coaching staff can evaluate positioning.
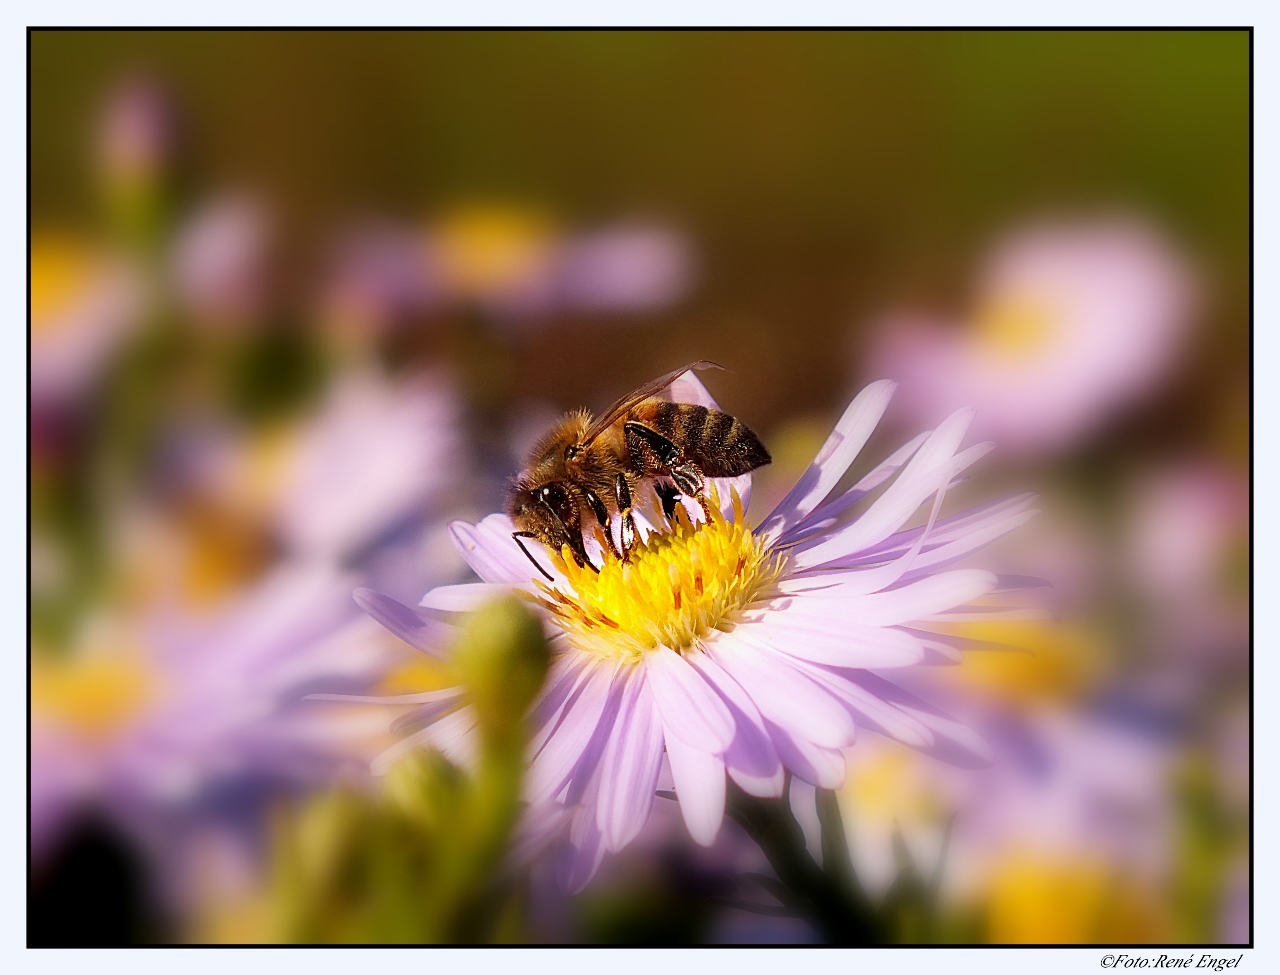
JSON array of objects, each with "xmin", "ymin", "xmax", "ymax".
[{"xmin": 629, "ymin": 400, "xmax": 772, "ymax": 477}]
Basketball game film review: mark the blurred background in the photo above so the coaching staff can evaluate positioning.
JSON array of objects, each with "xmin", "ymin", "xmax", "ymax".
[{"xmin": 29, "ymin": 30, "xmax": 1248, "ymax": 944}]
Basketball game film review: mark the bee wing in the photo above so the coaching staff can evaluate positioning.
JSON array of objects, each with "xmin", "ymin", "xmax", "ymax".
[{"xmin": 580, "ymin": 361, "xmax": 725, "ymax": 445}]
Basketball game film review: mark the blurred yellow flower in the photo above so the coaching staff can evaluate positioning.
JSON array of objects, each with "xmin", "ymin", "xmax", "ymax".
[
  {"xmin": 435, "ymin": 204, "xmax": 558, "ymax": 300},
  {"xmin": 985, "ymin": 851, "xmax": 1167, "ymax": 943},
  {"xmin": 930, "ymin": 619, "xmax": 1108, "ymax": 704},
  {"xmin": 31, "ymin": 650, "xmax": 155, "ymax": 738},
  {"xmin": 31, "ymin": 235, "xmax": 102, "ymax": 331}
]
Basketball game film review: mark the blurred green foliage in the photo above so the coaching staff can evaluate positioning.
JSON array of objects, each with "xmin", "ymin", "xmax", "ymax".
[
  {"xmin": 30, "ymin": 31, "xmax": 1248, "ymax": 424},
  {"xmin": 266, "ymin": 597, "xmax": 549, "ymax": 943}
]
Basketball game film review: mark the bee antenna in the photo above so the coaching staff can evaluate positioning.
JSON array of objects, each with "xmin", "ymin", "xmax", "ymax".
[{"xmin": 512, "ymin": 532, "xmax": 555, "ymax": 582}]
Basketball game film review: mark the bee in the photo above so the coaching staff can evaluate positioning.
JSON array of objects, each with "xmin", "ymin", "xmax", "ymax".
[{"xmin": 507, "ymin": 361, "xmax": 772, "ymax": 578}]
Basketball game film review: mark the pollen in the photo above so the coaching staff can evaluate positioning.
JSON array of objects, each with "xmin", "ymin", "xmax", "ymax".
[{"xmin": 535, "ymin": 489, "xmax": 783, "ymax": 663}]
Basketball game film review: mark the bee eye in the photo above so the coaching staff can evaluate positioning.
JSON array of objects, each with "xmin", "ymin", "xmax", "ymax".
[{"xmin": 538, "ymin": 483, "xmax": 575, "ymax": 525}]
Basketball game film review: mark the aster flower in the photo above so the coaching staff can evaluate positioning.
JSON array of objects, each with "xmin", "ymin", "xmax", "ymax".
[
  {"xmin": 31, "ymin": 561, "xmax": 408, "ymax": 862},
  {"xmin": 867, "ymin": 218, "xmax": 1194, "ymax": 454},
  {"xmin": 347, "ymin": 370, "xmax": 1037, "ymax": 893}
]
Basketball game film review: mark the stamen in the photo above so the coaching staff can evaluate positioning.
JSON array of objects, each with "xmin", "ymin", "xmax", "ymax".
[{"xmin": 534, "ymin": 487, "xmax": 784, "ymax": 663}]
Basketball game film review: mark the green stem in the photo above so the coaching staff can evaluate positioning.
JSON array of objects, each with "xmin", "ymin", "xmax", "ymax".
[{"xmin": 725, "ymin": 777, "xmax": 881, "ymax": 944}]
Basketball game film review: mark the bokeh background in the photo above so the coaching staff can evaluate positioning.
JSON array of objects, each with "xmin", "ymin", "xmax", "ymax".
[{"xmin": 29, "ymin": 30, "xmax": 1249, "ymax": 944}]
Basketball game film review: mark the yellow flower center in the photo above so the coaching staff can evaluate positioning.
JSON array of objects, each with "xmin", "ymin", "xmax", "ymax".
[
  {"xmin": 536, "ymin": 491, "xmax": 783, "ymax": 663},
  {"xmin": 971, "ymin": 294, "xmax": 1059, "ymax": 362}
]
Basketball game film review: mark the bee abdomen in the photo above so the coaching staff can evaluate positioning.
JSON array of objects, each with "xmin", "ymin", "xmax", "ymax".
[{"xmin": 639, "ymin": 401, "xmax": 771, "ymax": 478}]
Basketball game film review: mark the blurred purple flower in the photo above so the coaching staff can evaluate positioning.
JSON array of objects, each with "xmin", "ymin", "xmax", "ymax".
[
  {"xmin": 554, "ymin": 224, "xmax": 694, "ymax": 313},
  {"xmin": 162, "ymin": 369, "xmax": 465, "ymax": 566},
  {"xmin": 319, "ymin": 207, "xmax": 696, "ymax": 329},
  {"xmin": 97, "ymin": 75, "xmax": 173, "ymax": 184},
  {"xmin": 868, "ymin": 218, "xmax": 1195, "ymax": 454},
  {"xmin": 274, "ymin": 369, "xmax": 464, "ymax": 561},
  {"xmin": 341, "ymin": 372, "xmax": 1038, "ymax": 892},
  {"xmin": 31, "ymin": 563, "xmax": 406, "ymax": 861},
  {"xmin": 319, "ymin": 223, "xmax": 442, "ymax": 335},
  {"xmin": 171, "ymin": 194, "xmax": 271, "ymax": 327},
  {"xmin": 1126, "ymin": 458, "xmax": 1248, "ymax": 668}
]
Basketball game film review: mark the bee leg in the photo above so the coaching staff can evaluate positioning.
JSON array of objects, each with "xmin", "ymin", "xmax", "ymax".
[
  {"xmin": 670, "ymin": 462, "xmax": 713, "ymax": 522},
  {"xmin": 654, "ymin": 482, "xmax": 682, "ymax": 524},
  {"xmin": 511, "ymin": 532, "xmax": 555, "ymax": 582},
  {"xmin": 624, "ymin": 421, "xmax": 682, "ymax": 469},
  {"xmin": 582, "ymin": 487, "xmax": 621, "ymax": 561},
  {"xmin": 615, "ymin": 474, "xmax": 637, "ymax": 561}
]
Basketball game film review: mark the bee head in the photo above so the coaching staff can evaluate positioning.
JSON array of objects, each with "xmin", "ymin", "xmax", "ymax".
[{"xmin": 506, "ymin": 479, "xmax": 582, "ymax": 556}]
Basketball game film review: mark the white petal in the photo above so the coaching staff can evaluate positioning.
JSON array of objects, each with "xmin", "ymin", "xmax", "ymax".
[
  {"xmin": 645, "ymin": 645, "xmax": 735, "ymax": 753},
  {"xmin": 419, "ymin": 582, "xmax": 523, "ymax": 612},
  {"xmin": 596, "ymin": 670, "xmax": 665, "ymax": 852},
  {"xmin": 759, "ymin": 380, "xmax": 896, "ymax": 541},
  {"xmin": 705, "ymin": 633, "xmax": 855, "ymax": 749},
  {"xmin": 663, "ymin": 734, "xmax": 726, "ymax": 847}
]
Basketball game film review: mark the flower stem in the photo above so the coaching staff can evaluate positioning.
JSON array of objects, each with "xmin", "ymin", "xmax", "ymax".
[{"xmin": 724, "ymin": 776, "xmax": 882, "ymax": 944}]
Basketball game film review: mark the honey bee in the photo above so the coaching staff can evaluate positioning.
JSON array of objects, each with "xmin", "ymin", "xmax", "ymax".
[{"xmin": 507, "ymin": 361, "xmax": 771, "ymax": 578}]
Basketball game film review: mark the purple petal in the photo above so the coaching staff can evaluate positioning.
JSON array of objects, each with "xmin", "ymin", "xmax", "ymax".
[
  {"xmin": 764, "ymin": 719, "xmax": 847, "ymax": 789},
  {"xmin": 526, "ymin": 660, "xmax": 621, "ymax": 805},
  {"xmin": 562, "ymin": 669, "xmax": 630, "ymax": 807},
  {"xmin": 759, "ymin": 380, "xmax": 896, "ymax": 542},
  {"xmin": 918, "ymin": 606, "xmax": 1049, "ymax": 622},
  {"xmin": 789, "ymin": 442, "xmax": 993, "ymax": 570},
  {"xmin": 419, "ymin": 582, "xmax": 522, "ymax": 612},
  {"xmin": 785, "ymin": 431, "xmax": 930, "ymax": 539},
  {"xmin": 449, "ymin": 514, "xmax": 567, "ymax": 586},
  {"xmin": 705, "ymin": 633, "xmax": 855, "ymax": 749},
  {"xmin": 596, "ymin": 669, "xmax": 665, "ymax": 853},
  {"xmin": 556, "ymin": 775, "xmax": 607, "ymax": 894},
  {"xmin": 353, "ymin": 588, "xmax": 454, "ymax": 658},
  {"xmin": 779, "ymin": 657, "xmax": 935, "ymax": 748},
  {"xmin": 686, "ymin": 652, "xmax": 785, "ymax": 797},
  {"xmin": 305, "ymin": 688, "xmax": 462, "ymax": 705},
  {"xmin": 891, "ymin": 510, "xmax": 1040, "ymax": 583},
  {"xmin": 834, "ymin": 670, "xmax": 991, "ymax": 768},
  {"xmin": 664, "ymin": 733, "xmax": 726, "ymax": 847},
  {"xmin": 745, "ymin": 615, "xmax": 925, "ymax": 669},
  {"xmin": 895, "ymin": 626, "xmax": 1032, "ymax": 664},
  {"xmin": 832, "ymin": 569, "xmax": 998, "ymax": 627},
  {"xmin": 853, "ymin": 492, "xmax": 1038, "ymax": 564},
  {"xmin": 371, "ymin": 706, "xmax": 476, "ymax": 775},
  {"xmin": 528, "ymin": 651, "xmax": 595, "ymax": 753},
  {"xmin": 645, "ymin": 645, "xmax": 735, "ymax": 753}
]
